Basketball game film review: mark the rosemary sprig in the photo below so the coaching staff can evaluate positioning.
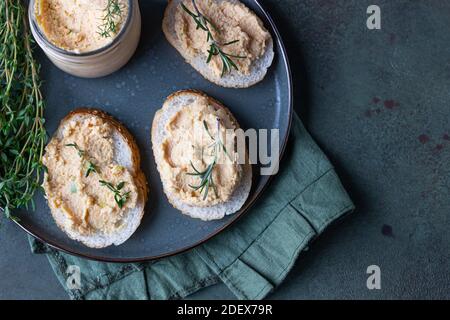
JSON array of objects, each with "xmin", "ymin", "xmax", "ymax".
[
  {"xmin": 65, "ymin": 143, "xmax": 98, "ymax": 177},
  {"xmin": 187, "ymin": 119, "xmax": 230, "ymax": 200},
  {"xmin": 180, "ymin": 0, "xmax": 246, "ymax": 77},
  {"xmin": 187, "ymin": 160, "xmax": 217, "ymax": 200},
  {"xmin": 98, "ymin": 0, "xmax": 124, "ymax": 38},
  {"xmin": 0, "ymin": 0, "xmax": 47, "ymax": 221},
  {"xmin": 99, "ymin": 180, "xmax": 130, "ymax": 208}
]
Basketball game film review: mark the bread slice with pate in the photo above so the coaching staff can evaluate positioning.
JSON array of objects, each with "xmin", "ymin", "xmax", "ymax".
[
  {"xmin": 162, "ymin": 0, "xmax": 274, "ymax": 88},
  {"xmin": 152, "ymin": 90, "xmax": 252, "ymax": 220},
  {"xmin": 42, "ymin": 109, "xmax": 148, "ymax": 248}
]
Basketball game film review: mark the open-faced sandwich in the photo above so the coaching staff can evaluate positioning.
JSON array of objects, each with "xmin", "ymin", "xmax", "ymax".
[
  {"xmin": 163, "ymin": 0, "xmax": 274, "ymax": 88},
  {"xmin": 152, "ymin": 90, "xmax": 252, "ymax": 220},
  {"xmin": 42, "ymin": 109, "xmax": 148, "ymax": 248}
]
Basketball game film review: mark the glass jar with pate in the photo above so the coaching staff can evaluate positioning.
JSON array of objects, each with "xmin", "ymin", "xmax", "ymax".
[{"xmin": 28, "ymin": 0, "xmax": 141, "ymax": 78}]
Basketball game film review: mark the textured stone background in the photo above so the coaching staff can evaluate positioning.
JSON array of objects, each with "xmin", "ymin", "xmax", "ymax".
[{"xmin": 1, "ymin": 0, "xmax": 449, "ymax": 299}]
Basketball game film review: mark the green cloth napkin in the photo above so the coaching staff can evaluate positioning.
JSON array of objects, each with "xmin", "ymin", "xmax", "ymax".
[{"xmin": 29, "ymin": 113, "xmax": 354, "ymax": 300}]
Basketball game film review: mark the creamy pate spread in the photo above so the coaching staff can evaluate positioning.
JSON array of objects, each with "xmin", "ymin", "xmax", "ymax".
[
  {"xmin": 174, "ymin": 0, "xmax": 270, "ymax": 77},
  {"xmin": 159, "ymin": 97, "xmax": 242, "ymax": 206},
  {"xmin": 35, "ymin": 0, "xmax": 129, "ymax": 53},
  {"xmin": 43, "ymin": 117, "xmax": 138, "ymax": 235}
]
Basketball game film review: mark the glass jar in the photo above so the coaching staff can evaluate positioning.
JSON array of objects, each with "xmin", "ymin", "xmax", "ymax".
[{"xmin": 28, "ymin": 0, "xmax": 141, "ymax": 78}]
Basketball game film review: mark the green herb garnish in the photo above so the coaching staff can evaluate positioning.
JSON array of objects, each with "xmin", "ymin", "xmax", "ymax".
[
  {"xmin": 180, "ymin": 0, "xmax": 246, "ymax": 77},
  {"xmin": 85, "ymin": 162, "xmax": 97, "ymax": 178},
  {"xmin": 187, "ymin": 119, "xmax": 230, "ymax": 200},
  {"xmin": 188, "ymin": 160, "xmax": 217, "ymax": 201},
  {"xmin": 65, "ymin": 143, "xmax": 98, "ymax": 177},
  {"xmin": 99, "ymin": 180, "xmax": 130, "ymax": 209},
  {"xmin": 98, "ymin": 0, "xmax": 124, "ymax": 38},
  {"xmin": 65, "ymin": 143, "xmax": 85, "ymax": 157},
  {"xmin": 0, "ymin": 0, "xmax": 47, "ymax": 221},
  {"xmin": 203, "ymin": 120, "xmax": 231, "ymax": 159}
]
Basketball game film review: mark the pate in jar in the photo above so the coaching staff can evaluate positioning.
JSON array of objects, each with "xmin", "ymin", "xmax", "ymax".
[{"xmin": 29, "ymin": 0, "xmax": 141, "ymax": 78}]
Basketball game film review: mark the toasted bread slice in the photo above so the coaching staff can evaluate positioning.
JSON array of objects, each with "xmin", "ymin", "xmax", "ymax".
[
  {"xmin": 152, "ymin": 90, "xmax": 252, "ymax": 220},
  {"xmin": 43, "ymin": 109, "xmax": 148, "ymax": 248},
  {"xmin": 162, "ymin": 0, "xmax": 274, "ymax": 88}
]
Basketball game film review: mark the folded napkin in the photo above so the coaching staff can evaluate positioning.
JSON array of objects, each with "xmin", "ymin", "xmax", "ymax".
[{"xmin": 29, "ymin": 113, "xmax": 354, "ymax": 300}]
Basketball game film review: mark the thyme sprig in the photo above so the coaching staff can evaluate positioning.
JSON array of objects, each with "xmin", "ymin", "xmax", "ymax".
[
  {"xmin": 65, "ymin": 143, "xmax": 84, "ymax": 157},
  {"xmin": 0, "ymin": 0, "xmax": 47, "ymax": 221},
  {"xmin": 65, "ymin": 144, "xmax": 130, "ymax": 208},
  {"xmin": 187, "ymin": 119, "xmax": 230, "ymax": 200},
  {"xmin": 65, "ymin": 143, "xmax": 98, "ymax": 178},
  {"xmin": 180, "ymin": 0, "xmax": 246, "ymax": 77},
  {"xmin": 98, "ymin": 0, "xmax": 124, "ymax": 38},
  {"xmin": 85, "ymin": 162, "xmax": 97, "ymax": 178},
  {"xmin": 99, "ymin": 180, "xmax": 130, "ymax": 208}
]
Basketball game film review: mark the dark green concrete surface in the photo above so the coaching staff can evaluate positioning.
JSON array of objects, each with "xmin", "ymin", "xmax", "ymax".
[{"xmin": 0, "ymin": 0, "xmax": 449, "ymax": 299}]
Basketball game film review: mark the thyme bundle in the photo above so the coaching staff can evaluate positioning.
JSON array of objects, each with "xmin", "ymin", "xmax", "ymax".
[{"xmin": 0, "ymin": 0, "xmax": 47, "ymax": 220}]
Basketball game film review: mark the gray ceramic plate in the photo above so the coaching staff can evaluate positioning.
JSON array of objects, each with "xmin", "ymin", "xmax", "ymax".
[{"xmin": 13, "ymin": 0, "xmax": 292, "ymax": 262}]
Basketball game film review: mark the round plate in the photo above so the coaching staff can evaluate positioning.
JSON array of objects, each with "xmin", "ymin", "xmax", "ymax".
[{"xmin": 14, "ymin": 0, "xmax": 293, "ymax": 262}]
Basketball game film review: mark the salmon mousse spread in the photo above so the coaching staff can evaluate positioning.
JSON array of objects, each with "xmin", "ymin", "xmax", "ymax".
[
  {"xmin": 35, "ymin": 0, "xmax": 129, "ymax": 53},
  {"xmin": 174, "ymin": 0, "xmax": 271, "ymax": 77},
  {"xmin": 42, "ymin": 117, "xmax": 138, "ymax": 235},
  {"xmin": 158, "ymin": 96, "xmax": 242, "ymax": 207}
]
